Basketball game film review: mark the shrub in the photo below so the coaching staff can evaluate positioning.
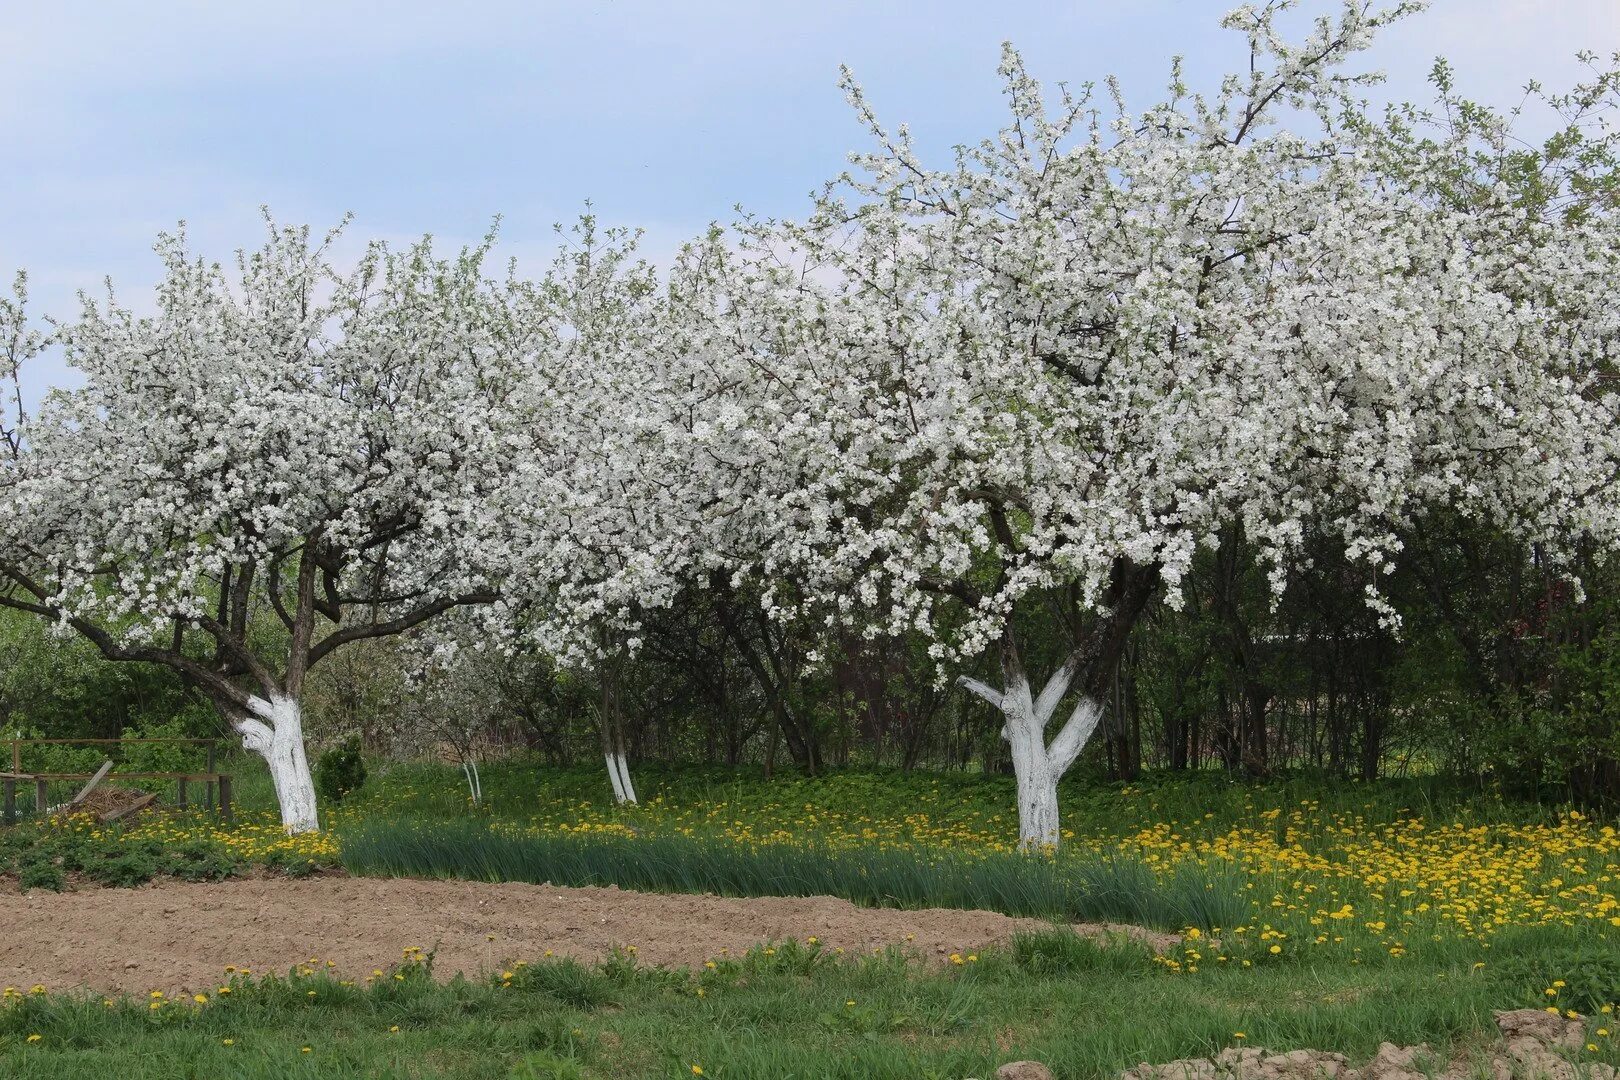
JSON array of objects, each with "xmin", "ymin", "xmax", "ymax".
[
  {"xmin": 18, "ymin": 858, "xmax": 64, "ymax": 892},
  {"xmin": 160, "ymin": 841, "xmax": 238, "ymax": 882},
  {"xmin": 316, "ymin": 736, "xmax": 367, "ymax": 804},
  {"xmin": 84, "ymin": 846, "xmax": 158, "ymax": 888}
]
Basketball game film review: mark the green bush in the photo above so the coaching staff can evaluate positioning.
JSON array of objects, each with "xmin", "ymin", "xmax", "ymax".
[
  {"xmin": 83, "ymin": 845, "xmax": 158, "ymax": 888},
  {"xmin": 160, "ymin": 841, "xmax": 238, "ymax": 882},
  {"xmin": 316, "ymin": 736, "xmax": 367, "ymax": 804},
  {"xmin": 18, "ymin": 857, "xmax": 64, "ymax": 892}
]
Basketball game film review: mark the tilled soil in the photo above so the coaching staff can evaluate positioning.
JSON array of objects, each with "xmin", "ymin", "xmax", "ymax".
[{"xmin": 0, "ymin": 875, "xmax": 1169, "ymax": 995}]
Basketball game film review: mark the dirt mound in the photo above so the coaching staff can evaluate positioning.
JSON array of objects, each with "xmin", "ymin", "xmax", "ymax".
[
  {"xmin": 1122, "ymin": 1010, "xmax": 1610, "ymax": 1080},
  {"xmin": 0, "ymin": 875, "xmax": 1164, "ymax": 996},
  {"xmin": 56, "ymin": 783, "xmax": 153, "ymax": 822}
]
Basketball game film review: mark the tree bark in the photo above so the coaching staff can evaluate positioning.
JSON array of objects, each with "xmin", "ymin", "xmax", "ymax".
[
  {"xmin": 960, "ymin": 653, "xmax": 1105, "ymax": 850},
  {"xmin": 237, "ymin": 695, "xmax": 319, "ymax": 834},
  {"xmin": 598, "ymin": 649, "xmax": 637, "ymax": 805},
  {"xmin": 956, "ymin": 561, "xmax": 1156, "ymax": 850}
]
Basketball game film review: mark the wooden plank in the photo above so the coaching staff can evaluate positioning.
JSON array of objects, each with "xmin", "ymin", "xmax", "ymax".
[
  {"xmin": 99, "ymin": 792, "xmax": 158, "ymax": 824},
  {"xmin": 5, "ymin": 738, "xmax": 217, "ymax": 745},
  {"xmin": 0, "ymin": 771, "xmax": 229, "ymax": 781},
  {"xmin": 67, "ymin": 760, "xmax": 116, "ymax": 810}
]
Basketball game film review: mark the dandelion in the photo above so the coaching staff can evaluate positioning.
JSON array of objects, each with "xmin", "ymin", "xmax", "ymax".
[{"xmin": 223, "ymin": 1039, "xmax": 234, "ymax": 1046}]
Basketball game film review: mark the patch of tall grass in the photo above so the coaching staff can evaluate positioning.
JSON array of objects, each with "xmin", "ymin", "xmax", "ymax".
[{"xmin": 339, "ymin": 819, "xmax": 1251, "ymax": 930}]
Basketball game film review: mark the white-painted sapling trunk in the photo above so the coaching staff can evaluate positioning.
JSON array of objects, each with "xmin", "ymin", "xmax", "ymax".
[
  {"xmin": 604, "ymin": 750, "xmax": 638, "ymax": 805},
  {"xmin": 960, "ymin": 655, "xmax": 1104, "ymax": 851},
  {"xmin": 238, "ymin": 695, "xmax": 320, "ymax": 834}
]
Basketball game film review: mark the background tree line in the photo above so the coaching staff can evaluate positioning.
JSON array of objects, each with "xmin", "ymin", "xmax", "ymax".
[{"xmin": 6, "ymin": 512, "xmax": 1614, "ymax": 803}]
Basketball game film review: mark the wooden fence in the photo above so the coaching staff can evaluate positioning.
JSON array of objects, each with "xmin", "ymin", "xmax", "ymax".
[{"xmin": 0, "ymin": 737, "xmax": 232, "ymax": 825}]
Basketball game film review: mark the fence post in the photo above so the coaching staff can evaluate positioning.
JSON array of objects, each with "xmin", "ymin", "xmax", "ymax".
[
  {"xmin": 2, "ymin": 779, "xmax": 14, "ymax": 825},
  {"xmin": 35, "ymin": 777, "xmax": 48, "ymax": 816},
  {"xmin": 10, "ymin": 740, "xmax": 18, "ymax": 775},
  {"xmin": 177, "ymin": 777, "xmax": 188, "ymax": 811},
  {"xmin": 205, "ymin": 742, "xmax": 217, "ymax": 811}
]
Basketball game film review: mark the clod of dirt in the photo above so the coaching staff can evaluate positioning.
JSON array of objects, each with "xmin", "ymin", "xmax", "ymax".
[
  {"xmin": 1121, "ymin": 1010, "xmax": 1614, "ymax": 1080},
  {"xmin": 995, "ymin": 1061, "xmax": 1057, "ymax": 1080}
]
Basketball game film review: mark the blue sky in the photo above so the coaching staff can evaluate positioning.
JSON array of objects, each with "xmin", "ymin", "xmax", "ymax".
[{"xmin": 4, "ymin": 1, "xmax": 1616, "ymax": 390}]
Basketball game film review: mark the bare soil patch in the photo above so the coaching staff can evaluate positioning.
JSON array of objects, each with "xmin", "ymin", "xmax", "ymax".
[{"xmin": 0, "ymin": 875, "xmax": 1167, "ymax": 995}]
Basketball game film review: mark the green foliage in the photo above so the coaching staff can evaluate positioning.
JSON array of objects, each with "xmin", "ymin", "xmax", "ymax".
[
  {"xmin": 120, "ymin": 712, "xmax": 211, "ymax": 775},
  {"xmin": 0, "ymin": 609, "xmax": 195, "ymax": 744},
  {"xmin": 1486, "ymin": 939, "xmax": 1620, "ymax": 1016},
  {"xmin": 1010, "ymin": 929, "xmax": 1157, "ymax": 975},
  {"xmin": 505, "ymin": 958, "xmax": 616, "ymax": 1010},
  {"xmin": 17, "ymin": 857, "xmax": 64, "ymax": 892},
  {"xmin": 82, "ymin": 846, "xmax": 158, "ymax": 888},
  {"xmin": 0, "ymin": 822, "xmax": 241, "ymax": 889},
  {"xmin": 316, "ymin": 737, "xmax": 368, "ymax": 804}
]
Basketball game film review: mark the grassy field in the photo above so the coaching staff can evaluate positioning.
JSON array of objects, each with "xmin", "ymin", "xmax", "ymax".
[
  {"xmin": 3, "ymin": 929, "xmax": 1619, "ymax": 1079},
  {"xmin": 4, "ymin": 760, "xmax": 1620, "ymax": 1076}
]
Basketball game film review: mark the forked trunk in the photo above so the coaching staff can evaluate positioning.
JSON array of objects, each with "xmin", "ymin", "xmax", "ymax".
[
  {"xmin": 603, "ymin": 749, "xmax": 638, "ymax": 805},
  {"xmin": 599, "ymin": 653, "xmax": 638, "ymax": 805},
  {"xmin": 962, "ymin": 658, "xmax": 1105, "ymax": 852},
  {"xmin": 238, "ymin": 695, "xmax": 320, "ymax": 834}
]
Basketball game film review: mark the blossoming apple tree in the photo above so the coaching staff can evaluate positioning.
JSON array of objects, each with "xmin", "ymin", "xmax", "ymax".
[
  {"xmin": 470, "ymin": 218, "xmax": 738, "ymax": 804},
  {"xmin": 696, "ymin": 2, "xmax": 1620, "ymax": 848},
  {"xmin": 0, "ymin": 219, "xmax": 520, "ymax": 832}
]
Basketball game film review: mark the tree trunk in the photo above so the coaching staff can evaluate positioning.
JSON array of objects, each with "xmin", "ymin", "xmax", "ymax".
[
  {"xmin": 961, "ymin": 657, "xmax": 1104, "ymax": 851},
  {"xmin": 239, "ymin": 695, "xmax": 319, "ymax": 834},
  {"xmin": 599, "ymin": 658, "xmax": 637, "ymax": 805}
]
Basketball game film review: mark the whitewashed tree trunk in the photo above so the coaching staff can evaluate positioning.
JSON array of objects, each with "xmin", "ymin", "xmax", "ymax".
[
  {"xmin": 238, "ymin": 695, "xmax": 320, "ymax": 834},
  {"xmin": 603, "ymin": 750, "xmax": 638, "ymax": 805},
  {"xmin": 961, "ymin": 654, "xmax": 1104, "ymax": 851},
  {"xmin": 598, "ymin": 645, "xmax": 637, "ymax": 805}
]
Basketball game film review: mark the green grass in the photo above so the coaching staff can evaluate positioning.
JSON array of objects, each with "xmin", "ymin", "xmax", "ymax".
[
  {"xmin": 7, "ymin": 760, "xmax": 1620, "ymax": 1076},
  {"xmin": 340, "ymin": 818, "xmax": 1252, "ymax": 930},
  {"xmin": 5, "ymin": 930, "xmax": 1617, "ymax": 1079},
  {"xmin": 324, "ymin": 759, "xmax": 1550, "ymax": 835}
]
